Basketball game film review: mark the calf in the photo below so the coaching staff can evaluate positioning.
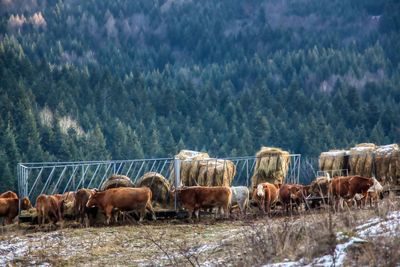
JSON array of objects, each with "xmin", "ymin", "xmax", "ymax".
[
  {"xmin": 253, "ymin": 183, "xmax": 279, "ymax": 216},
  {"xmin": 75, "ymin": 188, "xmax": 97, "ymax": 225},
  {"xmin": 36, "ymin": 194, "xmax": 61, "ymax": 225},
  {"xmin": 86, "ymin": 187, "xmax": 155, "ymax": 224},
  {"xmin": 329, "ymin": 176, "xmax": 374, "ymax": 211},
  {"xmin": 172, "ymin": 186, "xmax": 232, "ymax": 220},
  {"xmin": 230, "ymin": 186, "xmax": 250, "ymax": 216}
]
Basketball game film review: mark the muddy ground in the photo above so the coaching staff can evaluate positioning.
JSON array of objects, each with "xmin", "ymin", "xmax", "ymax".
[{"xmin": 1, "ymin": 200, "xmax": 400, "ymax": 266}]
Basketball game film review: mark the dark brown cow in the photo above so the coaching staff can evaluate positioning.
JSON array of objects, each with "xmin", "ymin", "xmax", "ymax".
[
  {"xmin": 36, "ymin": 194, "xmax": 61, "ymax": 225},
  {"xmin": 0, "ymin": 198, "xmax": 19, "ymax": 225},
  {"xmin": 252, "ymin": 183, "xmax": 279, "ymax": 216},
  {"xmin": 75, "ymin": 188, "xmax": 97, "ymax": 225},
  {"xmin": 0, "ymin": 191, "xmax": 18, "ymax": 199},
  {"xmin": 172, "ymin": 186, "xmax": 232, "ymax": 220},
  {"xmin": 329, "ymin": 176, "xmax": 374, "ymax": 210},
  {"xmin": 278, "ymin": 184, "xmax": 307, "ymax": 213},
  {"xmin": 86, "ymin": 187, "xmax": 155, "ymax": 224}
]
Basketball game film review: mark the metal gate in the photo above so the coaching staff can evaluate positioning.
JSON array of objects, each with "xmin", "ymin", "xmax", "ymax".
[{"xmin": 17, "ymin": 154, "xmax": 301, "ymax": 203}]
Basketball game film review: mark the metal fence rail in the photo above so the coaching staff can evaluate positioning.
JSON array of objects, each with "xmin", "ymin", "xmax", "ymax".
[{"xmin": 17, "ymin": 154, "xmax": 301, "ymax": 203}]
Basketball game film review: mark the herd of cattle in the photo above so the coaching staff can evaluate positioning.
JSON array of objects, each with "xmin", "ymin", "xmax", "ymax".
[{"xmin": 0, "ymin": 175, "xmax": 385, "ymax": 226}]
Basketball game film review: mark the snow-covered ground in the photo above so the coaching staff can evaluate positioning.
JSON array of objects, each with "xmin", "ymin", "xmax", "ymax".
[{"xmin": 264, "ymin": 210, "xmax": 400, "ymax": 267}]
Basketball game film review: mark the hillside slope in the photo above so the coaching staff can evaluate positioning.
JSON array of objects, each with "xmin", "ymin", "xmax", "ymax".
[{"xmin": 1, "ymin": 0, "xmax": 400, "ymax": 190}]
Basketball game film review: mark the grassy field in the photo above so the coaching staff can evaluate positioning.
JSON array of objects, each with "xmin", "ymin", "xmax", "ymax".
[{"xmin": 1, "ymin": 196, "xmax": 400, "ymax": 266}]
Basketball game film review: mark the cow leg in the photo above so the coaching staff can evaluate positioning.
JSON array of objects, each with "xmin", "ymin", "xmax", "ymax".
[
  {"xmin": 138, "ymin": 208, "xmax": 146, "ymax": 222},
  {"xmin": 105, "ymin": 206, "xmax": 114, "ymax": 225},
  {"xmin": 223, "ymin": 204, "xmax": 230, "ymax": 219},
  {"xmin": 146, "ymin": 201, "xmax": 156, "ymax": 221},
  {"xmin": 194, "ymin": 209, "xmax": 200, "ymax": 220}
]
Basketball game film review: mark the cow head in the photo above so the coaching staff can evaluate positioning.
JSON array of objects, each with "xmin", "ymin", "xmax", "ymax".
[
  {"xmin": 21, "ymin": 197, "xmax": 33, "ymax": 210},
  {"xmin": 368, "ymin": 177, "xmax": 383, "ymax": 192},
  {"xmin": 256, "ymin": 184, "xmax": 265, "ymax": 197},
  {"xmin": 86, "ymin": 192, "xmax": 101, "ymax": 208}
]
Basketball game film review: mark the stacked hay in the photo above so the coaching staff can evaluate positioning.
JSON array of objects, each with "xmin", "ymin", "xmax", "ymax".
[
  {"xmin": 349, "ymin": 143, "xmax": 377, "ymax": 177},
  {"xmin": 251, "ymin": 147, "xmax": 290, "ymax": 188},
  {"xmin": 196, "ymin": 159, "xmax": 236, "ymax": 187},
  {"xmin": 100, "ymin": 174, "xmax": 134, "ymax": 191},
  {"xmin": 169, "ymin": 150, "xmax": 210, "ymax": 186},
  {"xmin": 136, "ymin": 172, "xmax": 170, "ymax": 209},
  {"xmin": 319, "ymin": 150, "xmax": 349, "ymax": 177},
  {"xmin": 375, "ymin": 144, "xmax": 400, "ymax": 185}
]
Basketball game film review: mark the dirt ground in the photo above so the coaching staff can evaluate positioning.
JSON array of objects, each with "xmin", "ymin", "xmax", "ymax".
[{"xmin": 1, "ymin": 199, "xmax": 400, "ymax": 266}]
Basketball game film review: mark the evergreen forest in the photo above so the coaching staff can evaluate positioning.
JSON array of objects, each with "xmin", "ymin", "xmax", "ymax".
[{"xmin": 1, "ymin": 0, "xmax": 400, "ymax": 191}]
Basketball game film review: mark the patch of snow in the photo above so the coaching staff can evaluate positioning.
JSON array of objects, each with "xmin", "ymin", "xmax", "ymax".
[
  {"xmin": 0, "ymin": 237, "xmax": 29, "ymax": 265},
  {"xmin": 356, "ymin": 211, "xmax": 400, "ymax": 238},
  {"xmin": 264, "ymin": 210, "xmax": 400, "ymax": 267}
]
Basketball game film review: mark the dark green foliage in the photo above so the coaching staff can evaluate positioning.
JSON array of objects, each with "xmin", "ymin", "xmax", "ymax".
[{"xmin": 0, "ymin": 0, "xmax": 400, "ymax": 191}]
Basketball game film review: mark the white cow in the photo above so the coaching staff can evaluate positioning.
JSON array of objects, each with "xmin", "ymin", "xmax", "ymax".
[{"xmin": 230, "ymin": 186, "xmax": 250, "ymax": 215}]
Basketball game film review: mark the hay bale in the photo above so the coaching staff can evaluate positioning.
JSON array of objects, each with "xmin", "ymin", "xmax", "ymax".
[
  {"xmin": 196, "ymin": 159, "xmax": 236, "ymax": 187},
  {"xmin": 375, "ymin": 144, "xmax": 400, "ymax": 185},
  {"xmin": 251, "ymin": 147, "xmax": 290, "ymax": 188},
  {"xmin": 169, "ymin": 150, "xmax": 210, "ymax": 186},
  {"xmin": 100, "ymin": 174, "xmax": 134, "ymax": 191},
  {"xmin": 136, "ymin": 172, "xmax": 170, "ymax": 208},
  {"xmin": 349, "ymin": 143, "xmax": 377, "ymax": 177},
  {"xmin": 319, "ymin": 150, "xmax": 349, "ymax": 176}
]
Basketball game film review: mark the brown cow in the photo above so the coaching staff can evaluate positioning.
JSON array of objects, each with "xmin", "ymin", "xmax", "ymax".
[
  {"xmin": 75, "ymin": 188, "xmax": 97, "ymax": 225},
  {"xmin": 21, "ymin": 197, "xmax": 33, "ymax": 210},
  {"xmin": 0, "ymin": 198, "xmax": 19, "ymax": 225},
  {"xmin": 86, "ymin": 187, "xmax": 155, "ymax": 224},
  {"xmin": 0, "ymin": 191, "xmax": 18, "ymax": 199},
  {"xmin": 329, "ymin": 176, "xmax": 374, "ymax": 211},
  {"xmin": 278, "ymin": 184, "xmax": 307, "ymax": 213},
  {"xmin": 252, "ymin": 183, "xmax": 279, "ymax": 216},
  {"xmin": 172, "ymin": 186, "xmax": 232, "ymax": 220},
  {"xmin": 36, "ymin": 194, "xmax": 61, "ymax": 225}
]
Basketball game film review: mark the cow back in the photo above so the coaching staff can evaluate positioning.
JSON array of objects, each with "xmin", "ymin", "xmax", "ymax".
[
  {"xmin": 0, "ymin": 191, "xmax": 18, "ymax": 199},
  {"xmin": 100, "ymin": 187, "xmax": 152, "ymax": 210}
]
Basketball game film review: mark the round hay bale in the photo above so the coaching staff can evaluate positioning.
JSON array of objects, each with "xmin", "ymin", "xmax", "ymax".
[
  {"xmin": 136, "ymin": 172, "xmax": 171, "ymax": 209},
  {"xmin": 196, "ymin": 159, "xmax": 236, "ymax": 187},
  {"xmin": 319, "ymin": 150, "xmax": 349, "ymax": 176},
  {"xmin": 252, "ymin": 147, "xmax": 290, "ymax": 188},
  {"xmin": 349, "ymin": 143, "xmax": 377, "ymax": 177},
  {"xmin": 169, "ymin": 150, "xmax": 210, "ymax": 186},
  {"xmin": 375, "ymin": 144, "xmax": 400, "ymax": 185},
  {"xmin": 100, "ymin": 174, "xmax": 134, "ymax": 191}
]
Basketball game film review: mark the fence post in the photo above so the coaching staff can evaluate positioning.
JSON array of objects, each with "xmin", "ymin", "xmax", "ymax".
[{"xmin": 174, "ymin": 157, "xmax": 181, "ymax": 211}]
